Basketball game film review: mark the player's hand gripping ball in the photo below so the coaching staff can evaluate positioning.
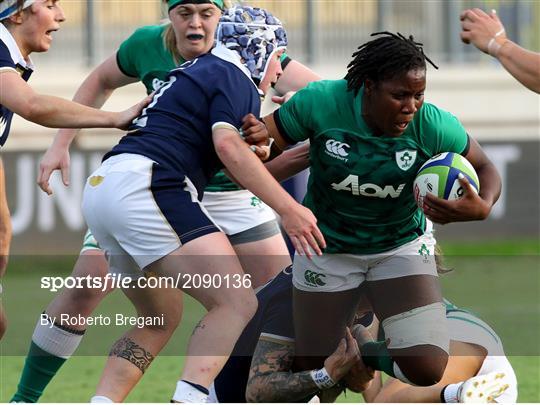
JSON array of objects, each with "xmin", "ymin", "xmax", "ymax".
[{"xmin": 413, "ymin": 152, "xmax": 480, "ymax": 207}]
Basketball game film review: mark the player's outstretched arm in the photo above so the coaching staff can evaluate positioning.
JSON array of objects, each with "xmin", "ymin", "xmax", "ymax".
[
  {"xmin": 36, "ymin": 55, "xmax": 142, "ymax": 194},
  {"xmin": 246, "ymin": 328, "xmax": 360, "ymax": 402},
  {"xmin": 0, "ymin": 70, "xmax": 146, "ymax": 130},
  {"xmin": 423, "ymin": 137, "xmax": 501, "ymax": 224},
  {"xmin": 213, "ymin": 127, "xmax": 325, "ymax": 257},
  {"xmin": 460, "ymin": 8, "xmax": 540, "ymax": 93}
]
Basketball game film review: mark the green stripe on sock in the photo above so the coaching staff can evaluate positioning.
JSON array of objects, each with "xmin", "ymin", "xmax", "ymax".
[
  {"xmin": 10, "ymin": 342, "xmax": 67, "ymax": 403},
  {"xmin": 361, "ymin": 340, "xmax": 395, "ymax": 377}
]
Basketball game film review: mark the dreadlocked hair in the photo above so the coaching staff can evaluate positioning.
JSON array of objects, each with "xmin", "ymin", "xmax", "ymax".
[{"xmin": 345, "ymin": 31, "xmax": 438, "ymax": 96}]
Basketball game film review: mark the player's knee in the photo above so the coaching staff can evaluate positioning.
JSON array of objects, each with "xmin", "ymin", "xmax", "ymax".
[
  {"xmin": 395, "ymin": 352, "xmax": 448, "ymax": 386},
  {"xmin": 382, "ymin": 302, "xmax": 449, "ymax": 386},
  {"xmin": 235, "ymin": 290, "xmax": 258, "ymax": 324},
  {"xmin": 223, "ymin": 288, "xmax": 258, "ymax": 325},
  {"xmin": 62, "ymin": 282, "xmax": 108, "ymax": 312}
]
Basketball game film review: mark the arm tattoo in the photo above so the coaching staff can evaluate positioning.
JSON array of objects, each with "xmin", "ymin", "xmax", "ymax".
[
  {"xmin": 109, "ymin": 337, "xmax": 155, "ymax": 374},
  {"xmin": 246, "ymin": 338, "xmax": 319, "ymax": 402}
]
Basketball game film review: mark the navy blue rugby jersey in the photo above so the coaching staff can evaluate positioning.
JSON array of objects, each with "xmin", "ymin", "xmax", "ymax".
[
  {"xmin": 0, "ymin": 24, "xmax": 33, "ymax": 147},
  {"xmin": 214, "ymin": 267, "xmax": 295, "ymax": 403},
  {"xmin": 104, "ymin": 45, "xmax": 262, "ymax": 197}
]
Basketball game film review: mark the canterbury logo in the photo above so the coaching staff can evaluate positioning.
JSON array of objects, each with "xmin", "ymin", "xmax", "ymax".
[
  {"xmin": 304, "ymin": 270, "xmax": 326, "ymax": 287},
  {"xmin": 325, "ymin": 139, "xmax": 350, "ymax": 157}
]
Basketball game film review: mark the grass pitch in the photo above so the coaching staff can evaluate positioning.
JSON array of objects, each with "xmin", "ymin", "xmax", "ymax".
[{"xmin": 1, "ymin": 239, "xmax": 538, "ymax": 402}]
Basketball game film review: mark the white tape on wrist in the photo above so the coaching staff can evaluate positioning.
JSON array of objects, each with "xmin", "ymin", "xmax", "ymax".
[
  {"xmin": 488, "ymin": 27, "xmax": 506, "ymax": 57},
  {"xmin": 310, "ymin": 367, "xmax": 336, "ymax": 390},
  {"xmin": 487, "ymin": 38, "xmax": 502, "ymax": 57}
]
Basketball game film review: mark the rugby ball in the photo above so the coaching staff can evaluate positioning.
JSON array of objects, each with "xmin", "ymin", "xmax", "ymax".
[{"xmin": 413, "ymin": 152, "xmax": 479, "ymax": 207}]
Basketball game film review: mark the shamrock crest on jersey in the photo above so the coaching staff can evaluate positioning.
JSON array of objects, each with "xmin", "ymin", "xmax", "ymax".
[{"xmin": 395, "ymin": 149, "xmax": 417, "ymax": 171}]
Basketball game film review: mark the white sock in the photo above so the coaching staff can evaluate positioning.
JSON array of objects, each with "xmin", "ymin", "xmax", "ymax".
[
  {"xmin": 172, "ymin": 380, "xmax": 209, "ymax": 403},
  {"xmin": 443, "ymin": 382, "xmax": 463, "ymax": 403},
  {"xmin": 90, "ymin": 395, "xmax": 113, "ymax": 403},
  {"xmin": 32, "ymin": 313, "xmax": 84, "ymax": 358}
]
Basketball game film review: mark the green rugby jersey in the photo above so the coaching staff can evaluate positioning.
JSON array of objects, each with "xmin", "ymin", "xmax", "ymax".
[
  {"xmin": 117, "ymin": 25, "xmax": 180, "ymax": 94},
  {"xmin": 275, "ymin": 80, "xmax": 469, "ymax": 254}
]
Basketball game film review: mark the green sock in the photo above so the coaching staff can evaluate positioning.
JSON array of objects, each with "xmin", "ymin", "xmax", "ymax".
[
  {"xmin": 361, "ymin": 340, "xmax": 396, "ymax": 377},
  {"xmin": 10, "ymin": 342, "xmax": 66, "ymax": 403}
]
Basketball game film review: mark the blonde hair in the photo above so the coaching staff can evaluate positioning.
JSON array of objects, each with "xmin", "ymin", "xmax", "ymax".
[
  {"xmin": 435, "ymin": 244, "xmax": 453, "ymax": 275},
  {"xmin": 161, "ymin": 0, "xmax": 232, "ymax": 65}
]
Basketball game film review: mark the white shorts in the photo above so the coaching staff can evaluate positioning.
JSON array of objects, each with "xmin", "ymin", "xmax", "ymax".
[
  {"xmin": 82, "ymin": 154, "xmax": 220, "ymax": 276},
  {"xmin": 292, "ymin": 232, "xmax": 437, "ymax": 292},
  {"xmin": 202, "ymin": 190, "xmax": 278, "ymax": 236},
  {"xmin": 80, "ymin": 182, "xmax": 280, "ymax": 257}
]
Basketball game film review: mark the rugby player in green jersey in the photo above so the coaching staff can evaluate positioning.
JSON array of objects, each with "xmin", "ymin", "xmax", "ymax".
[{"xmin": 263, "ymin": 32, "xmax": 501, "ymax": 388}]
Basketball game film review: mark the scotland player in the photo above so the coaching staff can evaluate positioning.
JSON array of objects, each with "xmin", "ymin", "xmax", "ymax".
[
  {"xmin": 81, "ymin": 8, "xmax": 324, "ymax": 403},
  {"xmin": 0, "ymin": 0, "xmax": 148, "ymax": 342}
]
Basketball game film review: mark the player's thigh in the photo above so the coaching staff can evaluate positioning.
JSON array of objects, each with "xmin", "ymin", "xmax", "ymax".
[
  {"xmin": 364, "ymin": 233, "xmax": 441, "ymax": 318},
  {"xmin": 293, "ymin": 285, "xmax": 362, "ymax": 367},
  {"xmin": 365, "ymin": 274, "xmax": 442, "ymax": 320},
  {"xmin": 232, "ymin": 233, "xmax": 291, "ymax": 287},
  {"xmin": 147, "ymin": 232, "xmax": 256, "ymax": 314}
]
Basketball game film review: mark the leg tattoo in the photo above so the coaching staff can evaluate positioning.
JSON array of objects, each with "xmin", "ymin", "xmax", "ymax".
[{"xmin": 109, "ymin": 337, "xmax": 155, "ymax": 373}]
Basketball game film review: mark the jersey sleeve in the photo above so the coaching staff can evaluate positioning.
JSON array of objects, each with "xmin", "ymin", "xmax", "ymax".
[
  {"xmin": 116, "ymin": 26, "xmax": 151, "ymax": 78},
  {"xmin": 0, "ymin": 41, "xmax": 16, "ymax": 73},
  {"xmin": 209, "ymin": 68, "xmax": 259, "ymax": 131},
  {"xmin": 273, "ymin": 82, "xmax": 320, "ymax": 144},
  {"xmin": 420, "ymin": 103, "xmax": 469, "ymax": 155}
]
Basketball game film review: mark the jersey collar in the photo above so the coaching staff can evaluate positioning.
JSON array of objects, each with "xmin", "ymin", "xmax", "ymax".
[
  {"xmin": 353, "ymin": 85, "xmax": 372, "ymax": 134},
  {"xmin": 0, "ymin": 23, "xmax": 34, "ymax": 70},
  {"xmin": 211, "ymin": 43, "xmax": 263, "ymax": 97}
]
